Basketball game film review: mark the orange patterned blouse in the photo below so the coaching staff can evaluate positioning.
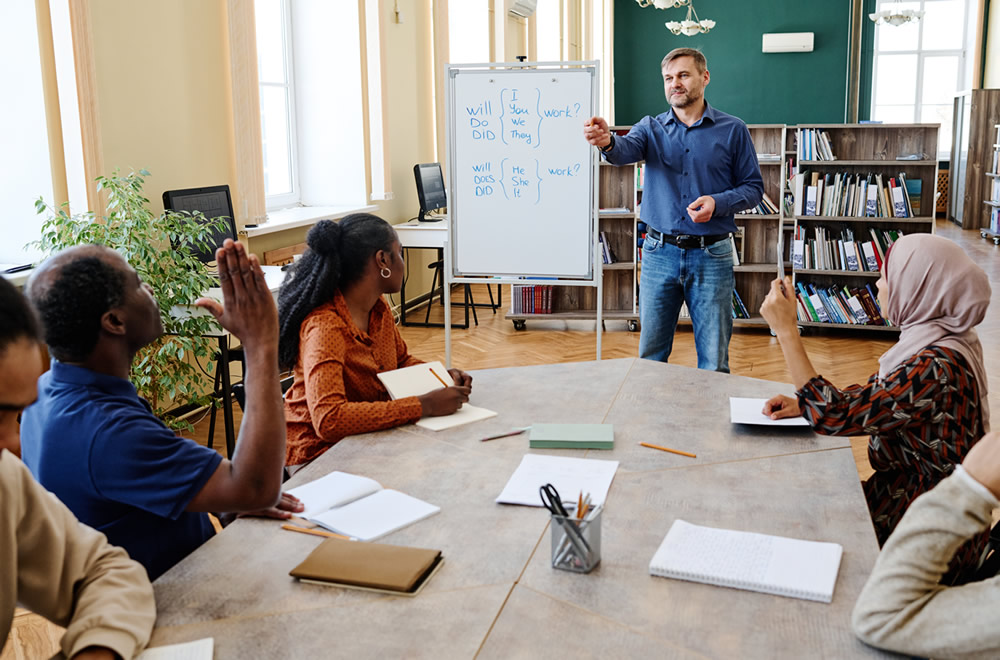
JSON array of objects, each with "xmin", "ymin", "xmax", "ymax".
[{"xmin": 284, "ymin": 291, "xmax": 423, "ymax": 466}]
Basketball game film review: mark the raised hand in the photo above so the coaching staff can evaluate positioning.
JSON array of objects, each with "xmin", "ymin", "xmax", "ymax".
[
  {"xmin": 759, "ymin": 276, "xmax": 797, "ymax": 337},
  {"xmin": 195, "ymin": 239, "xmax": 278, "ymax": 351}
]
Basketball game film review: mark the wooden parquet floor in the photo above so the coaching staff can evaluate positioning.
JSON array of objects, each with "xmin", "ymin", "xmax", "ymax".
[{"xmin": 4, "ymin": 219, "xmax": 997, "ymax": 659}]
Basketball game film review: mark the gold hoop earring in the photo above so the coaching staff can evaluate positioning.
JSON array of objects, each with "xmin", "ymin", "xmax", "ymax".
[{"xmin": 380, "ymin": 267, "xmax": 391, "ymax": 279}]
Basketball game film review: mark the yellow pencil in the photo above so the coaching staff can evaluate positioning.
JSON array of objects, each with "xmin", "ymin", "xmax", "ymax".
[
  {"xmin": 281, "ymin": 524, "xmax": 351, "ymax": 540},
  {"xmin": 639, "ymin": 442, "xmax": 697, "ymax": 459},
  {"xmin": 429, "ymin": 367, "xmax": 449, "ymax": 388}
]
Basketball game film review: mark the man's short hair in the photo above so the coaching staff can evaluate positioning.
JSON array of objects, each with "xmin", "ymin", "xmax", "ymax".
[
  {"xmin": 28, "ymin": 252, "xmax": 126, "ymax": 362},
  {"xmin": 0, "ymin": 277, "xmax": 40, "ymax": 353},
  {"xmin": 661, "ymin": 48, "xmax": 707, "ymax": 73}
]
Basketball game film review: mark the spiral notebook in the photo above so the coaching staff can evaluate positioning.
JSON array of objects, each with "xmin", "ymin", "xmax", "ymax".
[{"xmin": 649, "ymin": 519, "xmax": 843, "ymax": 603}]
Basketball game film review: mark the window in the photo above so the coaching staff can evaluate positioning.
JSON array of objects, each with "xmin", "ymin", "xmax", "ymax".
[
  {"xmin": 449, "ymin": 0, "xmax": 490, "ymax": 64},
  {"xmin": 870, "ymin": 0, "xmax": 974, "ymax": 158},
  {"xmin": 0, "ymin": 2, "xmax": 54, "ymax": 265},
  {"xmin": 535, "ymin": 0, "xmax": 563, "ymax": 63},
  {"xmin": 254, "ymin": 0, "xmax": 376, "ymax": 211},
  {"xmin": 255, "ymin": 0, "xmax": 297, "ymax": 208}
]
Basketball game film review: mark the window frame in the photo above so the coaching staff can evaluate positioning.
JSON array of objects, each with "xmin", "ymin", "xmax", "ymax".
[
  {"xmin": 257, "ymin": 0, "xmax": 300, "ymax": 210},
  {"xmin": 869, "ymin": 0, "xmax": 972, "ymax": 160}
]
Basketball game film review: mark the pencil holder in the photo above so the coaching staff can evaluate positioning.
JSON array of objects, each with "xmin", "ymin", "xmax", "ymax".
[{"xmin": 550, "ymin": 507, "xmax": 601, "ymax": 573}]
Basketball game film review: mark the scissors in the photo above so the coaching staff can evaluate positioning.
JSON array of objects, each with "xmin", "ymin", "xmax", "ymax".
[{"xmin": 539, "ymin": 483, "xmax": 569, "ymax": 517}]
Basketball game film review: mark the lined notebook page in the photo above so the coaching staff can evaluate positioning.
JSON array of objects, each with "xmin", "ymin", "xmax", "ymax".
[{"xmin": 649, "ymin": 519, "xmax": 843, "ymax": 603}]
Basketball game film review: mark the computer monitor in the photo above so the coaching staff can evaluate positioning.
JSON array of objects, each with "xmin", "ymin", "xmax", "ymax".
[
  {"xmin": 162, "ymin": 185, "xmax": 237, "ymax": 264},
  {"xmin": 413, "ymin": 163, "xmax": 447, "ymax": 222}
]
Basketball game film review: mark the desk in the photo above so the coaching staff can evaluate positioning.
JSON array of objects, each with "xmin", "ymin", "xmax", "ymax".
[
  {"xmin": 149, "ymin": 359, "xmax": 888, "ymax": 658},
  {"xmin": 176, "ymin": 265, "xmax": 286, "ymax": 456},
  {"xmin": 395, "ymin": 221, "xmax": 498, "ymax": 328}
]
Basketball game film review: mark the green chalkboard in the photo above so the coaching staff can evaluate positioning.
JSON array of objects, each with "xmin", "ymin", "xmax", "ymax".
[{"xmin": 613, "ymin": 0, "xmax": 852, "ymax": 126}]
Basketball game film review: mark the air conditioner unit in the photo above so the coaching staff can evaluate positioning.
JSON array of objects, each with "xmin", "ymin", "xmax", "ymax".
[
  {"xmin": 509, "ymin": 0, "xmax": 538, "ymax": 18},
  {"xmin": 761, "ymin": 32, "xmax": 814, "ymax": 53}
]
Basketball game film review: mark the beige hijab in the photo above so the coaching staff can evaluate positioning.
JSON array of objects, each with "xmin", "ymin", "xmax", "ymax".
[{"xmin": 878, "ymin": 234, "xmax": 991, "ymax": 431}]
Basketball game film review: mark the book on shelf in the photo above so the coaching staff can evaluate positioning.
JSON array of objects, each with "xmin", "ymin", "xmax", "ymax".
[
  {"xmin": 737, "ymin": 192, "xmax": 780, "ymax": 216},
  {"xmin": 286, "ymin": 471, "xmax": 441, "ymax": 541},
  {"xmin": 511, "ymin": 284, "xmax": 554, "ymax": 314},
  {"xmin": 798, "ymin": 128, "xmax": 836, "ymax": 161},
  {"xmin": 756, "ymin": 152, "xmax": 781, "ymax": 162},
  {"xmin": 791, "ymin": 225, "xmax": 904, "ymax": 272},
  {"xmin": 732, "ymin": 289, "xmax": 750, "ymax": 320},
  {"xmin": 648, "ymin": 519, "xmax": 843, "ymax": 603}
]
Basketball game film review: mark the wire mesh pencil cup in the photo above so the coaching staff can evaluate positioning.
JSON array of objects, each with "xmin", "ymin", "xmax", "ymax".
[{"xmin": 550, "ymin": 506, "xmax": 601, "ymax": 573}]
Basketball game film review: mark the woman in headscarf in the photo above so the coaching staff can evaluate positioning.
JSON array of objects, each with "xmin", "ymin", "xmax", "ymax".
[{"xmin": 759, "ymin": 233, "xmax": 991, "ymax": 580}]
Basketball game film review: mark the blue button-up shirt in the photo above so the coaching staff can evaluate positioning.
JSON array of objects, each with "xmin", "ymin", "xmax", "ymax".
[
  {"xmin": 21, "ymin": 361, "xmax": 222, "ymax": 580},
  {"xmin": 604, "ymin": 103, "xmax": 763, "ymax": 237}
]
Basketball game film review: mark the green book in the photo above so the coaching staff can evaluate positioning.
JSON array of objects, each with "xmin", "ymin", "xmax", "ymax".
[{"xmin": 528, "ymin": 424, "xmax": 614, "ymax": 450}]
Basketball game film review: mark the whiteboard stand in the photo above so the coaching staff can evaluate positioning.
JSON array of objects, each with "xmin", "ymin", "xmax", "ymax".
[{"xmin": 443, "ymin": 61, "xmax": 603, "ymax": 366}]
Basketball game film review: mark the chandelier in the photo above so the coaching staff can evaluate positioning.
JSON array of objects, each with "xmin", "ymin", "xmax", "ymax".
[
  {"xmin": 635, "ymin": 0, "xmax": 689, "ymax": 8},
  {"xmin": 634, "ymin": 0, "xmax": 715, "ymax": 36},
  {"xmin": 869, "ymin": 1, "xmax": 924, "ymax": 26},
  {"xmin": 665, "ymin": 3, "xmax": 715, "ymax": 36}
]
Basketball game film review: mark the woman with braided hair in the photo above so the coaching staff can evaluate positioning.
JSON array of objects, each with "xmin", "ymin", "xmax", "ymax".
[{"xmin": 279, "ymin": 214, "xmax": 472, "ymax": 469}]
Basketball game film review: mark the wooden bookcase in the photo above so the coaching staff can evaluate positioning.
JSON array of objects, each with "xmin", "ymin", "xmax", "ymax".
[
  {"xmin": 504, "ymin": 124, "xmax": 794, "ymax": 331},
  {"xmin": 981, "ymin": 123, "xmax": 1000, "ymax": 243},
  {"xmin": 729, "ymin": 124, "xmax": 791, "ymax": 327},
  {"xmin": 791, "ymin": 123, "xmax": 938, "ymax": 332},
  {"xmin": 505, "ymin": 144, "xmax": 639, "ymax": 330}
]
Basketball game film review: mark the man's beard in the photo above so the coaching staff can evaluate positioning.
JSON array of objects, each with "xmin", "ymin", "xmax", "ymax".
[{"xmin": 669, "ymin": 90, "xmax": 700, "ymax": 109}]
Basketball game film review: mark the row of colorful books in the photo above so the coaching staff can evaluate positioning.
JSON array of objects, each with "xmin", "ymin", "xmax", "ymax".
[
  {"xmin": 737, "ymin": 192, "xmax": 780, "ymax": 216},
  {"xmin": 798, "ymin": 129, "xmax": 836, "ymax": 161},
  {"xmin": 793, "ymin": 171, "xmax": 920, "ymax": 218},
  {"xmin": 791, "ymin": 226, "xmax": 904, "ymax": 272},
  {"xmin": 794, "ymin": 281, "xmax": 886, "ymax": 326},
  {"xmin": 510, "ymin": 284, "xmax": 554, "ymax": 315}
]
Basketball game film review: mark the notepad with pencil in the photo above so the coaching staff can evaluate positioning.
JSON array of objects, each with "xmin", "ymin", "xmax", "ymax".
[
  {"xmin": 286, "ymin": 471, "xmax": 440, "ymax": 541},
  {"xmin": 290, "ymin": 537, "xmax": 444, "ymax": 596},
  {"xmin": 377, "ymin": 361, "xmax": 497, "ymax": 431}
]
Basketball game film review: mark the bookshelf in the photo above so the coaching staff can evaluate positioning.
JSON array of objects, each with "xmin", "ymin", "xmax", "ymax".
[
  {"xmin": 791, "ymin": 123, "xmax": 939, "ymax": 332},
  {"xmin": 505, "ymin": 134, "xmax": 639, "ymax": 330},
  {"xmin": 980, "ymin": 124, "xmax": 1000, "ymax": 244},
  {"xmin": 505, "ymin": 124, "xmax": 794, "ymax": 332},
  {"xmin": 729, "ymin": 124, "xmax": 792, "ymax": 327}
]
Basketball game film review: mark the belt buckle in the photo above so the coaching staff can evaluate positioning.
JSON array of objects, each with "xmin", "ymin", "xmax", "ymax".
[{"xmin": 676, "ymin": 234, "xmax": 699, "ymax": 249}]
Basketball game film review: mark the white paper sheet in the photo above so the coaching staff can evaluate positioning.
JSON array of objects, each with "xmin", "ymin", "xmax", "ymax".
[
  {"xmin": 730, "ymin": 397, "xmax": 810, "ymax": 426},
  {"xmin": 495, "ymin": 454, "xmax": 619, "ymax": 507}
]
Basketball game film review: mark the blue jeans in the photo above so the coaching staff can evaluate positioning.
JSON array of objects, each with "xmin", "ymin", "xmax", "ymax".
[{"xmin": 638, "ymin": 235, "xmax": 734, "ymax": 372}]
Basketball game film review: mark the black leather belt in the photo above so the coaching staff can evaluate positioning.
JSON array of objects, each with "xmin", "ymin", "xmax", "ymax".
[{"xmin": 647, "ymin": 227, "xmax": 730, "ymax": 249}]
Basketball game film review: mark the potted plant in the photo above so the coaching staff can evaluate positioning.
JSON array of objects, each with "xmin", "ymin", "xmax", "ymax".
[{"xmin": 33, "ymin": 169, "xmax": 228, "ymax": 431}]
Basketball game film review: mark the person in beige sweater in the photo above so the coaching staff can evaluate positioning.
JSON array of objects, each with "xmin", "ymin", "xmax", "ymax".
[
  {"xmin": 0, "ymin": 276, "xmax": 154, "ymax": 659},
  {"xmin": 852, "ymin": 430, "xmax": 1000, "ymax": 659}
]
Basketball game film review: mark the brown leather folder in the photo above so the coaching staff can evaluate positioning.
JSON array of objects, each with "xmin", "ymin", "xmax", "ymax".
[{"xmin": 289, "ymin": 538, "xmax": 443, "ymax": 596}]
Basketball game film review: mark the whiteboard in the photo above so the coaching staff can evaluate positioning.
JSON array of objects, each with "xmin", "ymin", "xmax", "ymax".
[{"xmin": 446, "ymin": 65, "xmax": 597, "ymax": 279}]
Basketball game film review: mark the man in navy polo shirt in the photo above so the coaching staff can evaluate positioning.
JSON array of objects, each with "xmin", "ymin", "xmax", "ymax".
[
  {"xmin": 21, "ymin": 240, "xmax": 299, "ymax": 580},
  {"xmin": 584, "ymin": 47, "xmax": 763, "ymax": 372}
]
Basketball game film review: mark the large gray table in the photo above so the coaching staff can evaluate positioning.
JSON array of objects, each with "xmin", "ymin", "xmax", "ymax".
[{"xmin": 150, "ymin": 358, "xmax": 891, "ymax": 657}]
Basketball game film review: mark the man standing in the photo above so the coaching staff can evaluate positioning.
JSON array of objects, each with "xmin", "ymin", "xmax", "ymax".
[{"xmin": 584, "ymin": 48, "xmax": 762, "ymax": 372}]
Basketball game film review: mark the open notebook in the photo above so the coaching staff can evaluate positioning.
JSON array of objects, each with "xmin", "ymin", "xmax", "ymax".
[
  {"xmin": 136, "ymin": 638, "xmax": 213, "ymax": 660},
  {"xmin": 377, "ymin": 361, "xmax": 496, "ymax": 431},
  {"xmin": 649, "ymin": 519, "xmax": 843, "ymax": 603},
  {"xmin": 286, "ymin": 471, "xmax": 439, "ymax": 541}
]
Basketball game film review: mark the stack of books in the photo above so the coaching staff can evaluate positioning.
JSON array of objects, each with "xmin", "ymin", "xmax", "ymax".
[
  {"xmin": 794, "ymin": 171, "xmax": 918, "ymax": 218},
  {"xmin": 510, "ymin": 284, "xmax": 553, "ymax": 314},
  {"xmin": 793, "ymin": 281, "xmax": 886, "ymax": 326},
  {"xmin": 799, "ymin": 129, "xmax": 836, "ymax": 161},
  {"xmin": 737, "ymin": 192, "xmax": 780, "ymax": 216},
  {"xmin": 791, "ymin": 226, "xmax": 904, "ymax": 272},
  {"xmin": 732, "ymin": 289, "xmax": 751, "ymax": 319}
]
